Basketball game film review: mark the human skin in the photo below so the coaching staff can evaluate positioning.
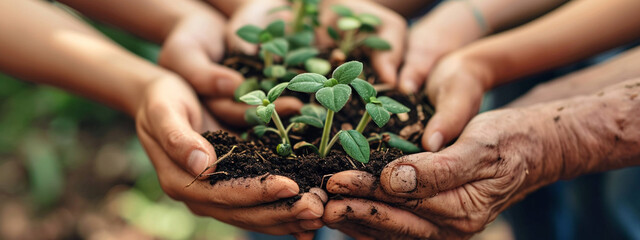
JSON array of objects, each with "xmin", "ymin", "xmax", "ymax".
[
  {"xmin": 323, "ymin": 77, "xmax": 640, "ymax": 239},
  {"xmin": 223, "ymin": 0, "xmax": 407, "ymax": 86},
  {"xmin": 0, "ymin": 0, "xmax": 325, "ymax": 237},
  {"xmin": 420, "ymin": 0, "xmax": 640, "ymax": 152}
]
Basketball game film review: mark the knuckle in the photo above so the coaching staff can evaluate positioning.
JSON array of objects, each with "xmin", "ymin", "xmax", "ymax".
[{"xmin": 164, "ymin": 128, "xmax": 188, "ymax": 152}]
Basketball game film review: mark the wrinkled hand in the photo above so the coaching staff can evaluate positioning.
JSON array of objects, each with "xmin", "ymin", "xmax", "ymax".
[
  {"xmin": 324, "ymin": 107, "xmax": 565, "ymax": 239},
  {"xmin": 398, "ymin": 0, "xmax": 487, "ymax": 94},
  {"xmin": 316, "ymin": 0, "xmax": 407, "ymax": 85},
  {"xmin": 135, "ymin": 76, "xmax": 326, "ymax": 236}
]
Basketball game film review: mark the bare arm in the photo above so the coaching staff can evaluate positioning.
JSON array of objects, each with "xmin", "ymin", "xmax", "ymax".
[
  {"xmin": 0, "ymin": 0, "xmax": 171, "ymax": 116},
  {"xmin": 509, "ymin": 45, "xmax": 640, "ymax": 107}
]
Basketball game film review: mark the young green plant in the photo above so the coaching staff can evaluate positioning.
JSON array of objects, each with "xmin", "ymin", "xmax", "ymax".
[
  {"xmin": 328, "ymin": 5, "xmax": 391, "ymax": 55},
  {"xmin": 239, "ymin": 82, "xmax": 292, "ymax": 156},
  {"xmin": 350, "ymin": 78, "xmax": 410, "ymax": 132},
  {"xmin": 287, "ymin": 61, "xmax": 371, "ymax": 163}
]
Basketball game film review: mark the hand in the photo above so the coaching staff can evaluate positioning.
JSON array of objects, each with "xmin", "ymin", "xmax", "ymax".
[
  {"xmin": 324, "ymin": 107, "xmax": 566, "ymax": 239},
  {"xmin": 398, "ymin": 0, "xmax": 487, "ymax": 94},
  {"xmin": 316, "ymin": 0, "xmax": 407, "ymax": 85},
  {"xmin": 135, "ymin": 76, "xmax": 326, "ymax": 236}
]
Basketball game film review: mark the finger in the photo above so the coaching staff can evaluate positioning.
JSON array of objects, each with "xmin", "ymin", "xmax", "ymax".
[
  {"xmin": 397, "ymin": 51, "xmax": 438, "ymax": 95},
  {"xmin": 326, "ymin": 170, "xmax": 407, "ymax": 204},
  {"xmin": 207, "ymin": 96, "xmax": 304, "ymax": 127},
  {"xmin": 422, "ymin": 75, "xmax": 484, "ymax": 151},
  {"xmin": 188, "ymin": 192, "xmax": 324, "ymax": 227},
  {"xmin": 370, "ymin": 15, "xmax": 406, "ymax": 86},
  {"xmin": 323, "ymin": 198, "xmax": 438, "ymax": 239},
  {"xmin": 159, "ymin": 38, "xmax": 243, "ymax": 98},
  {"xmin": 379, "ymin": 143, "xmax": 498, "ymax": 198},
  {"xmin": 138, "ymin": 127, "xmax": 301, "ymax": 206}
]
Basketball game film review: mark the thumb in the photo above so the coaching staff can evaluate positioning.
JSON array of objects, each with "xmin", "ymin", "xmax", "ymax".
[
  {"xmin": 397, "ymin": 51, "xmax": 438, "ymax": 94},
  {"xmin": 379, "ymin": 140, "xmax": 497, "ymax": 198},
  {"xmin": 144, "ymin": 102, "xmax": 218, "ymax": 177}
]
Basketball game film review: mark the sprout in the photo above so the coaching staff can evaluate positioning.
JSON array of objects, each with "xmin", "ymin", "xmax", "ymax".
[
  {"xmin": 350, "ymin": 79, "xmax": 410, "ymax": 132},
  {"xmin": 240, "ymin": 82, "xmax": 291, "ymax": 156},
  {"xmin": 327, "ymin": 5, "xmax": 391, "ymax": 55}
]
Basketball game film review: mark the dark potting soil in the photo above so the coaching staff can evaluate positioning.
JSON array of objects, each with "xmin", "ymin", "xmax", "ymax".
[{"xmin": 210, "ymin": 51, "xmax": 434, "ymax": 192}]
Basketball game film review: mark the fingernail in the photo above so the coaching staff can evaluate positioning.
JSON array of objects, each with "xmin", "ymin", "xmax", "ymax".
[
  {"xmin": 400, "ymin": 80, "xmax": 417, "ymax": 94},
  {"xmin": 300, "ymin": 219, "xmax": 324, "ymax": 230},
  {"xmin": 297, "ymin": 209, "xmax": 322, "ymax": 220},
  {"xmin": 276, "ymin": 188, "xmax": 298, "ymax": 199},
  {"xmin": 390, "ymin": 165, "xmax": 417, "ymax": 193},
  {"xmin": 187, "ymin": 150, "xmax": 209, "ymax": 176},
  {"xmin": 309, "ymin": 188, "xmax": 329, "ymax": 203},
  {"xmin": 428, "ymin": 132, "xmax": 443, "ymax": 152}
]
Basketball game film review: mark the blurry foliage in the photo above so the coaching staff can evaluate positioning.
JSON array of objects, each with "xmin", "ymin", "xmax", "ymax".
[{"xmin": 0, "ymin": 12, "xmax": 242, "ymax": 239}]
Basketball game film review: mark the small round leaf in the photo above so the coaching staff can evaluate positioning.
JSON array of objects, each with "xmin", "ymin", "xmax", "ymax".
[
  {"xmin": 263, "ymin": 65, "xmax": 287, "ymax": 78},
  {"xmin": 327, "ymin": 26, "xmax": 340, "ymax": 40},
  {"xmin": 358, "ymin": 13, "xmax": 382, "ymax": 26},
  {"xmin": 361, "ymin": 36, "xmax": 391, "ymax": 50},
  {"xmin": 244, "ymin": 108, "xmax": 266, "ymax": 126},
  {"xmin": 262, "ymin": 38, "xmax": 289, "ymax": 57},
  {"xmin": 287, "ymin": 31, "xmax": 315, "ymax": 47},
  {"xmin": 378, "ymin": 96, "xmax": 410, "ymax": 113},
  {"xmin": 337, "ymin": 17, "xmax": 362, "ymax": 31},
  {"xmin": 256, "ymin": 103, "xmax": 275, "ymax": 123},
  {"xmin": 267, "ymin": 82, "xmax": 289, "ymax": 103},
  {"xmin": 239, "ymin": 90, "xmax": 266, "ymax": 105},
  {"xmin": 288, "ymin": 73, "xmax": 327, "ymax": 93},
  {"xmin": 385, "ymin": 132, "xmax": 421, "ymax": 153},
  {"xmin": 266, "ymin": 20, "xmax": 286, "ymax": 38},
  {"xmin": 290, "ymin": 115, "xmax": 324, "ymax": 128},
  {"xmin": 331, "ymin": 5, "xmax": 353, "ymax": 17},
  {"xmin": 350, "ymin": 78, "xmax": 377, "ymax": 102},
  {"xmin": 332, "ymin": 61, "xmax": 363, "ymax": 84},
  {"xmin": 366, "ymin": 102, "xmax": 390, "ymax": 127},
  {"xmin": 234, "ymin": 78, "xmax": 260, "ymax": 101},
  {"xmin": 305, "ymin": 58, "xmax": 331, "ymax": 75},
  {"xmin": 339, "ymin": 130, "xmax": 370, "ymax": 164},
  {"xmin": 236, "ymin": 25, "xmax": 263, "ymax": 44},
  {"xmin": 285, "ymin": 47, "xmax": 319, "ymax": 66},
  {"xmin": 300, "ymin": 104, "xmax": 327, "ymax": 120},
  {"xmin": 316, "ymin": 84, "xmax": 352, "ymax": 112}
]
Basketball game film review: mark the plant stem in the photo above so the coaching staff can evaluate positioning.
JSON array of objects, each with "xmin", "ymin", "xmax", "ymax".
[
  {"xmin": 292, "ymin": 0, "xmax": 305, "ymax": 33},
  {"xmin": 264, "ymin": 51, "xmax": 273, "ymax": 69},
  {"xmin": 322, "ymin": 130, "xmax": 343, "ymax": 157},
  {"xmin": 355, "ymin": 111, "xmax": 371, "ymax": 133},
  {"xmin": 271, "ymin": 110, "xmax": 290, "ymax": 145},
  {"xmin": 339, "ymin": 30, "xmax": 356, "ymax": 55},
  {"xmin": 318, "ymin": 110, "xmax": 335, "ymax": 157}
]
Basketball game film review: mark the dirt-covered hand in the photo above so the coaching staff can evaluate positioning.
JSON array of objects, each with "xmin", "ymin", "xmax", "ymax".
[
  {"xmin": 324, "ymin": 107, "xmax": 568, "ymax": 239},
  {"xmin": 316, "ymin": 0, "xmax": 407, "ymax": 86},
  {"xmin": 135, "ymin": 76, "xmax": 326, "ymax": 236},
  {"xmin": 398, "ymin": 1, "xmax": 487, "ymax": 94}
]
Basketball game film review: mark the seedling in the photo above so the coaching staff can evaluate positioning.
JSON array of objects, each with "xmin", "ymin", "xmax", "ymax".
[
  {"xmin": 350, "ymin": 78, "xmax": 410, "ymax": 132},
  {"xmin": 367, "ymin": 132, "xmax": 421, "ymax": 154},
  {"xmin": 236, "ymin": 20, "xmax": 289, "ymax": 69},
  {"xmin": 328, "ymin": 5, "xmax": 391, "ymax": 55},
  {"xmin": 239, "ymin": 82, "xmax": 292, "ymax": 156}
]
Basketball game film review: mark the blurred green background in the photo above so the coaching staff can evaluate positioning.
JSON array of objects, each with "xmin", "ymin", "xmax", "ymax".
[{"xmin": 0, "ymin": 12, "xmax": 243, "ymax": 240}]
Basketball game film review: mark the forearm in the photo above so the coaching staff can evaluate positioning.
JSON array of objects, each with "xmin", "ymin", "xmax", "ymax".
[
  {"xmin": 509, "ymin": 46, "xmax": 640, "ymax": 107},
  {"xmin": 58, "ymin": 0, "xmax": 220, "ymax": 43},
  {"xmin": 205, "ymin": 0, "xmax": 250, "ymax": 18},
  {"xmin": 460, "ymin": 0, "xmax": 640, "ymax": 88},
  {"xmin": 0, "ymin": 0, "xmax": 173, "ymax": 116}
]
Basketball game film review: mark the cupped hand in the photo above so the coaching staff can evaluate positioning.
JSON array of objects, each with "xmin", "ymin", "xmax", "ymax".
[
  {"xmin": 316, "ymin": 0, "xmax": 407, "ymax": 85},
  {"xmin": 324, "ymin": 107, "xmax": 565, "ymax": 239},
  {"xmin": 135, "ymin": 76, "xmax": 326, "ymax": 236},
  {"xmin": 398, "ymin": 0, "xmax": 488, "ymax": 94}
]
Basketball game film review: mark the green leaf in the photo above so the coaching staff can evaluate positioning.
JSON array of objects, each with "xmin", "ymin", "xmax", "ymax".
[
  {"xmin": 361, "ymin": 36, "xmax": 391, "ymax": 50},
  {"xmin": 337, "ymin": 17, "xmax": 361, "ymax": 31},
  {"xmin": 331, "ymin": 5, "xmax": 353, "ymax": 17},
  {"xmin": 268, "ymin": 5, "xmax": 292, "ymax": 15},
  {"xmin": 327, "ymin": 26, "xmax": 339, "ymax": 40},
  {"xmin": 260, "ymin": 79, "xmax": 277, "ymax": 92},
  {"xmin": 263, "ymin": 65, "xmax": 287, "ymax": 78},
  {"xmin": 378, "ymin": 96, "xmax": 410, "ymax": 113},
  {"xmin": 266, "ymin": 20, "xmax": 286, "ymax": 38},
  {"xmin": 315, "ymin": 84, "xmax": 351, "ymax": 112},
  {"xmin": 234, "ymin": 78, "xmax": 260, "ymax": 101},
  {"xmin": 288, "ymin": 73, "xmax": 327, "ymax": 93},
  {"xmin": 305, "ymin": 58, "xmax": 331, "ymax": 75},
  {"xmin": 287, "ymin": 31, "xmax": 314, "ymax": 47},
  {"xmin": 385, "ymin": 132, "xmax": 421, "ymax": 153},
  {"xmin": 290, "ymin": 115, "xmax": 323, "ymax": 128},
  {"xmin": 245, "ymin": 108, "xmax": 266, "ymax": 125},
  {"xmin": 350, "ymin": 78, "xmax": 376, "ymax": 102},
  {"xmin": 300, "ymin": 104, "xmax": 327, "ymax": 120},
  {"xmin": 256, "ymin": 103, "xmax": 275, "ymax": 123},
  {"xmin": 366, "ymin": 102, "xmax": 390, "ymax": 127},
  {"xmin": 293, "ymin": 141, "xmax": 318, "ymax": 153},
  {"xmin": 267, "ymin": 82, "xmax": 289, "ymax": 102},
  {"xmin": 332, "ymin": 61, "xmax": 363, "ymax": 84},
  {"xmin": 285, "ymin": 47, "xmax": 319, "ymax": 66},
  {"xmin": 262, "ymin": 38, "xmax": 289, "ymax": 57},
  {"xmin": 277, "ymin": 143, "xmax": 292, "ymax": 156},
  {"xmin": 239, "ymin": 90, "xmax": 266, "ymax": 105},
  {"xmin": 258, "ymin": 31, "xmax": 273, "ymax": 43},
  {"xmin": 236, "ymin": 25, "xmax": 263, "ymax": 44},
  {"xmin": 253, "ymin": 125, "xmax": 268, "ymax": 137},
  {"xmin": 339, "ymin": 130, "xmax": 370, "ymax": 163},
  {"xmin": 357, "ymin": 13, "xmax": 382, "ymax": 26}
]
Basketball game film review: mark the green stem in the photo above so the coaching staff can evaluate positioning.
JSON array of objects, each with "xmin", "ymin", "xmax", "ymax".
[
  {"xmin": 264, "ymin": 51, "xmax": 273, "ymax": 69},
  {"xmin": 292, "ymin": 0, "xmax": 305, "ymax": 33},
  {"xmin": 285, "ymin": 122, "xmax": 295, "ymax": 135},
  {"xmin": 355, "ymin": 111, "xmax": 371, "ymax": 133},
  {"xmin": 340, "ymin": 30, "xmax": 356, "ymax": 55},
  {"xmin": 323, "ymin": 130, "xmax": 343, "ymax": 157},
  {"xmin": 271, "ymin": 110, "xmax": 290, "ymax": 145},
  {"xmin": 318, "ymin": 110, "xmax": 335, "ymax": 157}
]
